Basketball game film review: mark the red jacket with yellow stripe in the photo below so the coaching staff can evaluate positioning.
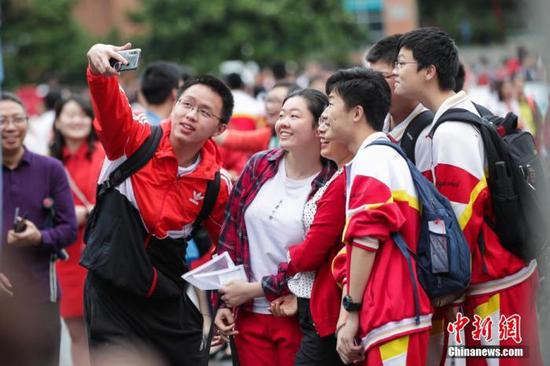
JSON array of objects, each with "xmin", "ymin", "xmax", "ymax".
[
  {"xmin": 415, "ymin": 91, "xmax": 531, "ymax": 297},
  {"xmin": 87, "ymin": 68, "xmax": 231, "ymax": 268},
  {"xmin": 341, "ymin": 132, "xmax": 433, "ymax": 352}
]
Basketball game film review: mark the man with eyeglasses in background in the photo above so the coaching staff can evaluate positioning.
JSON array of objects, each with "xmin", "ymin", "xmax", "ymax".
[
  {"xmin": 83, "ymin": 43, "xmax": 234, "ymax": 366},
  {"xmin": 365, "ymin": 34, "xmax": 433, "ymax": 165},
  {"xmin": 0, "ymin": 92, "xmax": 77, "ymax": 366}
]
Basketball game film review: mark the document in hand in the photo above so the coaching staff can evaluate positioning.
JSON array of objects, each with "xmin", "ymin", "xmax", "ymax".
[
  {"xmin": 195, "ymin": 265, "xmax": 247, "ymax": 288},
  {"xmin": 182, "ymin": 251, "xmax": 248, "ymax": 290}
]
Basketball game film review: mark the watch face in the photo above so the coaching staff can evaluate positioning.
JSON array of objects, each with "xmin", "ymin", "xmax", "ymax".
[
  {"xmin": 343, "ymin": 295, "xmax": 361, "ymax": 311},
  {"xmin": 344, "ymin": 295, "xmax": 351, "ymax": 307}
]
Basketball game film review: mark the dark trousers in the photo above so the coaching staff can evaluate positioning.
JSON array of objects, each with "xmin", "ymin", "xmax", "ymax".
[
  {"xmin": 84, "ymin": 273, "xmax": 206, "ymax": 366},
  {"xmin": 295, "ymin": 297, "xmax": 344, "ymax": 366},
  {"xmin": 0, "ymin": 295, "xmax": 60, "ymax": 366}
]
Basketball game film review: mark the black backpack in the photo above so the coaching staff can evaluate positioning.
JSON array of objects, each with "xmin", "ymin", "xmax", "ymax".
[
  {"xmin": 430, "ymin": 108, "xmax": 550, "ymax": 262},
  {"xmin": 400, "ymin": 110, "xmax": 434, "ymax": 164},
  {"xmin": 367, "ymin": 140, "xmax": 471, "ymax": 313}
]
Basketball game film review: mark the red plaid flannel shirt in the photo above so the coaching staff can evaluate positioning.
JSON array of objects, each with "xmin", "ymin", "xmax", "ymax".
[{"xmin": 216, "ymin": 148, "xmax": 336, "ymax": 310}]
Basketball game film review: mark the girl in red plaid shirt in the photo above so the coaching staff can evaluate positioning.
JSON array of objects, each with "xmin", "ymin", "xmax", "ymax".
[{"xmin": 214, "ymin": 89, "xmax": 336, "ymax": 366}]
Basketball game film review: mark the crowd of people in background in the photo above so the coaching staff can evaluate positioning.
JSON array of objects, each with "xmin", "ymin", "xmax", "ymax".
[
  {"xmin": 0, "ymin": 26, "xmax": 548, "ymax": 366},
  {"xmin": 19, "ymin": 41, "xmax": 550, "ymax": 180}
]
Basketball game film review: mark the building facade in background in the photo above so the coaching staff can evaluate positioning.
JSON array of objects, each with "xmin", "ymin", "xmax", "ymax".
[
  {"xmin": 73, "ymin": 0, "xmax": 418, "ymax": 42},
  {"xmin": 72, "ymin": 0, "xmax": 142, "ymax": 37},
  {"xmin": 343, "ymin": 0, "xmax": 419, "ymax": 41}
]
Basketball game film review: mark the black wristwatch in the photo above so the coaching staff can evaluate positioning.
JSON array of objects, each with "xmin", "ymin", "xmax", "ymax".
[{"xmin": 342, "ymin": 295, "xmax": 362, "ymax": 312}]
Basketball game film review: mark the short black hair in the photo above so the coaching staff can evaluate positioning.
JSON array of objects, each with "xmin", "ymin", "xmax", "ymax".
[
  {"xmin": 399, "ymin": 27, "xmax": 459, "ymax": 91},
  {"xmin": 272, "ymin": 61, "xmax": 287, "ymax": 80},
  {"xmin": 325, "ymin": 67, "xmax": 390, "ymax": 132},
  {"xmin": 454, "ymin": 62, "xmax": 466, "ymax": 92},
  {"xmin": 225, "ymin": 73, "xmax": 244, "ymax": 90},
  {"xmin": 178, "ymin": 75, "xmax": 234, "ymax": 124},
  {"xmin": 0, "ymin": 92, "xmax": 26, "ymax": 114},
  {"xmin": 44, "ymin": 89, "xmax": 62, "ymax": 111},
  {"xmin": 141, "ymin": 61, "xmax": 184, "ymax": 105},
  {"xmin": 366, "ymin": 34, "xmax": 402, "ymax": 65},
  {"xmin": 283, "ymin": 88, "xmax": 328, "ymax": 128}
]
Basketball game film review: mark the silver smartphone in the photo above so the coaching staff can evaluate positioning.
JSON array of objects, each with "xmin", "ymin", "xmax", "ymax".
[{"xmin": 110, "ymin": 48, "xmax": 141, "ymax": 72}]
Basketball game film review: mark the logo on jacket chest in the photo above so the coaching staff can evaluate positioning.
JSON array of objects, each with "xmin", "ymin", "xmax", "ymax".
[{"xmin": 189, "ymin": 190, "xmax": 204, "ymax": 205}]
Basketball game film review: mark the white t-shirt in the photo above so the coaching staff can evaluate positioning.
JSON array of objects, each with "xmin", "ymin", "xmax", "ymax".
[
  {"xmin": 244, "ymin": 157, "xmax": 317, "ymax": 314},
  {"xmin": 177, "ymin": 155, "xmax": 201, "ymax": 176}
]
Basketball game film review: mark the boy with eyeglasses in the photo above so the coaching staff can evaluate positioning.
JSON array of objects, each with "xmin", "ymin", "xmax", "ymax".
[
  {"xmin": 365, "ymin": 34, "xmax": 433, "ymax": 164},
  {"xmin": 394, "ymin": 27, "xmax": 542, "ymax": 366},
  {"xmin": 84, "ymin": 42, "xmax": 234, "ymax": 365}
]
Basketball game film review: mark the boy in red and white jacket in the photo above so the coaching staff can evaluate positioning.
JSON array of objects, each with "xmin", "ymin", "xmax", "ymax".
[
  {"xmin": 84, "ymin": 43, "xmax": 233, "ymax": 365},
  {"xmin": 325, "ymin": 68, "xmax": 433, "ymax": 366},
  {"xmin": 395, "ymin": 27, "xmax": 542, "ymax": 366}
]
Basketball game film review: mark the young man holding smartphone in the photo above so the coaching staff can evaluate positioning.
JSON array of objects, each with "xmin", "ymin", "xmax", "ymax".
[{"xmin": 84, "ymin": 43, "xmax": 233, "ymax": 366}]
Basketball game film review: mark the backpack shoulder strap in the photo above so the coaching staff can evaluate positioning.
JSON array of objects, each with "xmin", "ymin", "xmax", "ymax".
[
  {"xmin": 400, "ymin": 110, "xmax": 434, "ymax": 164},
  {"xmin": 97, "ymin": 125, "xmax": 163, "ymax": 197},
  {"xmin": 428, "ymin": 108, "xmax": 482, "ymax": 139},
  {"xmin": 188, "ymin": 170, "xmax": 221, "ymax": 239},
  {"xmin": 393, "ymin": 233, "xmax": 421, "ymax": 324},
  {"xmin": 429, "ymin": 107, "xmax": 505, "ymax": 167}
]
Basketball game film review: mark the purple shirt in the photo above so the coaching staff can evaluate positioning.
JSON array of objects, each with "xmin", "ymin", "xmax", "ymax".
[{"xmin": 1, "ymin": 149, "xmax": 77, "ymax": 302}]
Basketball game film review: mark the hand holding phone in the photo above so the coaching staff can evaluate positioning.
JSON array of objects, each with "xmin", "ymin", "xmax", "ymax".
[
  {"xmin": 86, "ymin": 42, "xmax": 134, "ymax": 75},
  {"xmin": 13, "ymin": 207, "xmax": 27, "ymax": 233},
  {"xmin": 8, "ymin": 211, "xmax": 42, "ymax": 247},
  {"xmin": 109, "ymin": 48, "xmax": 141, "ymax": 72}
]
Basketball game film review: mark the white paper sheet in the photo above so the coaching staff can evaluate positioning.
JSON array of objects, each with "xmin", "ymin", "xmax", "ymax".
[{"xmin": 182, "ymin": 252, "xmax": 248, "ymax": 290}]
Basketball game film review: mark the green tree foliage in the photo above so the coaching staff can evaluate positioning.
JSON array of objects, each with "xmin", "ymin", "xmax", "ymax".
[
  {"xmin": 132, "ymin": 0, "xmax": 368, "ymax": 74},
  {"xmin": 418, "ymin": 0, "xmax": 524, "ymax": 44},
  {"xmin": 1, "ymin": 0, "xmax": 91, "ymax": 88}
]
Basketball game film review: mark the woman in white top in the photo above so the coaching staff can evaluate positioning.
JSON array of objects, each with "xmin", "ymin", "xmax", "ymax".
[
  {"xmin": 214, "ymin": 89, "xmax": 336, "ymax": 366},
  {"xmin": 268, "ymin": 110, "xmax": 354, "ymax": 365}
]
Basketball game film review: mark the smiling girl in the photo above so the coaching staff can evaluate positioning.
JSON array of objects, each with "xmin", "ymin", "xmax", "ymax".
[
  {"xmin": 51, "ymin": 96, "xmax": 105, "ymax": 366},
  {"xmin": 214, "ymin": 89, "xmax": 336, "ymax": 366}
]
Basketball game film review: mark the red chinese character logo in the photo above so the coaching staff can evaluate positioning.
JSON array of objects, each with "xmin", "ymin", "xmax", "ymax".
[
  {"xmin": 498, "ymin": 314, "xmax": 522, "ymax": 343},
  {"xmin": 447, "ymin": 312, "xmax": 470, "ymax": 344},
  {"xmin": 471, "ymin": 314, "xmax": 494, "ymax": 342}
]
